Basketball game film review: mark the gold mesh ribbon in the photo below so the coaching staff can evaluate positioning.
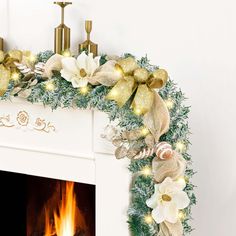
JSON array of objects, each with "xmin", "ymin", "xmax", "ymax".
[
  {"xmin": 0, "ymin": 65, "xmax": 10, "ymax": 96},
  {"xmin": 152, "ymin": 151, "xmax": 186, "ymax": 183},
  {"xmin": 158, "ymin": 220, "xmax": 183, "ymax": 236}
]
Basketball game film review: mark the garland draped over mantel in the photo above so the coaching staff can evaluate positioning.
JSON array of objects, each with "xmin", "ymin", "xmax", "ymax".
[{"xmin": 0, "ymin": 49, "xmax": 196, "ymax": 236}]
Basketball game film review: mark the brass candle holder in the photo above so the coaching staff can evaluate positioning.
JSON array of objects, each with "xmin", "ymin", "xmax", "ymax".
[
  {"xmin": 0, "ymin": 37, "xmax": 3, "ymax": 51},
  {"xmin": 54, "ymin": 1, "xmax": 72, "ymax": 54},
  {"xmin": 79, "ymin": 20, "xmax": 98, "ymax": 57}
]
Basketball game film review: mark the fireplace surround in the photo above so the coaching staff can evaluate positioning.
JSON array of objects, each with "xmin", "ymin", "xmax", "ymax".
[{"xmin": 0, "ymin": 98, "xmax": 130, "ymax": 236}]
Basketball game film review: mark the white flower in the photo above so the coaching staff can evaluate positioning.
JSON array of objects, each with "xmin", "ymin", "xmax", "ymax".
[
  {"xmin": 146, "ymin": 177, "xmax": 190, "ymax": 224},
  {"xmin": 60, "ymin": 52, "xmax": 100, "ymax": 88}
]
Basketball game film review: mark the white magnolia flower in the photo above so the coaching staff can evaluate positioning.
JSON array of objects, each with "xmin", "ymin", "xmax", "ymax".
[
  {"xmin": 60, "ymin": 52, "xmax": 100, "ymax": 88},
  {"xmin": 146, "ymin": 177, "xmax": 190, "ymax": 224}
]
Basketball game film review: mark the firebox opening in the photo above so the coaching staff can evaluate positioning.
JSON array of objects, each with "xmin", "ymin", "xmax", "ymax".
[{"xmin": 0, "ymin": 170, "xmax": 95, "ymax": 236}]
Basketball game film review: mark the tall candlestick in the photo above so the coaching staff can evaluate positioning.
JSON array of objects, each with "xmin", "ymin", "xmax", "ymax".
[
  {"xmin": 79, "ymin": 20, "xmax": 98, "ymax": 57},
  {"xmin": 0, "ymin": 37, "xmax": 3, "ymax": 51},
  {"xmin": 54, "ymin": 2, "xmax": 72, "ymax": 54}
]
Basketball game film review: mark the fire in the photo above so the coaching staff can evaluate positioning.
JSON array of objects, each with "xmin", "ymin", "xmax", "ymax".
[{"xmin": 44, "ymin": 182, "xmax": 85, "ymax": 236}]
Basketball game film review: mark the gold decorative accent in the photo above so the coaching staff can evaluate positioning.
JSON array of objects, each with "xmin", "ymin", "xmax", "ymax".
[
  {"xmin": 0, "ymin": 115, "xmax": 15, "ymax": 127},
  {"xmin": 54, "ymin": 2, "xmax": 72, "ymax": 54},
  {"xmin": 34, "ymin": 118, "xmax": 56, "ymax": 133},
  {"xmin": 79, "ymin": 20, "xmax": 98, "ymax": 57},
  {"xmin": 0, "ymin": 37, "xmax": 3, "ymax": 51},
  {"xmin": 0, "ymin": 111, "xmax": 55, "ymax": 133},
  {"xmin": 17, "ymin": 111, "xmax": 29, "ymax": 126}
]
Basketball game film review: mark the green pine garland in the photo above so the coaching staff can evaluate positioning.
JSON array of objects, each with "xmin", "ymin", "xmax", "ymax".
[{"xmin": 0, "ymin": 51, "xmax": 196, "ymax": 235}]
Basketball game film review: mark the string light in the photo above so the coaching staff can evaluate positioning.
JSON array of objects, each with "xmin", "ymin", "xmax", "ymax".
[
  {"xmin": 164, "ymin": 98, "xmax": 174, "ymax": 110},
  {"xmin": 141, "ymin": 166, "xmax": 152, "ymax": 177},
  {"xmin": 45, "ymin": 80, "xmax": 56, "ymax": 92},
  {"xmin": 176, "ymin": 176, "xmax": 186, "ymax": 187},
  {"xmin": 28, "ymin": 53, "xmax": 37, "ymax": 63},
  {"xmin": 109, "ymin": 89, "xmax": 118, "ymax": 97},
  {"xmin": 11, "ymin": 72, "xmax": 20, "ymax": 81},
  {"xmin": 141, "ymin": 126, "xmax": 150, "ymax": 136},
  {"xmin": 178, "ymin": 210, "xmax": 186, "ymax": 221},
  {"xmin": 175, "ymin": 140, "xmax": 186, "ymax": 153},
  {"xmin": 134, "ymin": 107, "xmax": 142, "ymax": 116},
  {"xmin": 80, "ymin": 86, "xmax": 89, "ymax": 95},
  {"xmin": 62, "ymin": 50, "xmax": 72, "ymax": 57},
  {"xmin": 144, "ymin": 214, "xmax": 153, "ymax": 224}
]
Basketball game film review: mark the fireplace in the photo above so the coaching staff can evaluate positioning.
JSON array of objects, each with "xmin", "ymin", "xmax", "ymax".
[
  {"xmin": 0, "ymin": 100, "xmax": 131, "ymax": 236},
  {"xmin": 0, "ymin": 170, "xmax": 95, "ymax": 236}
]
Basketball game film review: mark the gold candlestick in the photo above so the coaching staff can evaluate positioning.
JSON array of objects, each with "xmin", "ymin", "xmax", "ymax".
[
  {"xmin": 79, "ymin": 20, "xmax": 98, "ymax": 57},
  {"xmin": 54, "ymin": 1, "xmax": 72, "ymax": 54},
  {"xmin": 0, "ymin": 37, "xmax": 3, "ymax": 51}
]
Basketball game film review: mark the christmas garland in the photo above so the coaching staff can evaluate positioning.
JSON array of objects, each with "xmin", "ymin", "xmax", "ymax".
[{"xmin": 0, "ymin": 50, "xmax": 196, "ymax": 236}]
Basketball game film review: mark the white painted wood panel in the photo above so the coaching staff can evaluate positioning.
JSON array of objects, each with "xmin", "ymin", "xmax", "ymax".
[
  {"xmin": 0, "ymin": 98, "xmax": 94, "ymax": 159},
  {"xmin": 0, "ymin": 146, "xmax": 96, "ymax": 184},
  {"xmin": 95, "ymin": 153, "xmax": 130, "ymax": 236}
]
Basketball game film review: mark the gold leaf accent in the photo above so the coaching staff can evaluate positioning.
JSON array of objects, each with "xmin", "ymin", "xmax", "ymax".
[
  {"xmin": 0, "ymin": 115, "xmax": 15, "ymax": 127},
  {"xmin": 17, "ymin": 111, "xmax": 29, "ymax": 126},
  {"xmin": 34, "ymin": 118, "xmax": 56, "ymax": 133}
]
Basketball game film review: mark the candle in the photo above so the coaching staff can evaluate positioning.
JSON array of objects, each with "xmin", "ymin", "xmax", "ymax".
[{"xmin": 0, "ymin": 37, "xmax": 3, "ymax": 51}]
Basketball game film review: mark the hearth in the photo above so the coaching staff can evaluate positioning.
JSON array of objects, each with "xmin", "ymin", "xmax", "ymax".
[{"xmin": 0, "ymin": 170, "xmax": 95, "ymax": 236}]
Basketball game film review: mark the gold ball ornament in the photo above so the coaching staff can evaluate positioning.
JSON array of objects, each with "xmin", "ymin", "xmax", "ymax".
[
  {"xmin": 118, "ymin": 57, "xmax": 138, "ymax": 75},
  {"xmin": 134, "ymin": 68, "xmax": 149, "ymax": 83},
  {"xmin": 0, "ymin": 50, "xmax": 4, "ymax": 63},
  {"xmin": 149, "ymin": 69, "xmax": 168, "ymax": 88}
]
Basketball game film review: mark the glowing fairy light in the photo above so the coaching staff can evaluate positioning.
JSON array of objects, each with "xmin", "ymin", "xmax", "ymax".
[
  {"xmin": 134, "ymin": 107, "xmax": 142, "ymax": 116},
  {"xmin": 175, "ymin": 140, "xmax": 186, "ymax": 153},
  {"xmin": 141, "ymin": 126, "xmax": 150, "ymax": 136},
  {"xmin": 28, "ymin": 53, "xmax": 37, "ymax": 63},
  {"xmin": 62, "ymin": 50, "xmax": 72, "ymax": 57},
  {"xmin": 176, "ymin": 176, "xmax": 186, "ymax": 187},
  {"xmin": 141, "ymin": 166, "xmax": 152, "ymax": 177},
  {"xmin": 178, "ymin": 210, "xmax": 186, "ymax": 221},
  {"xmin": 80, "ymin": 86, "xmax": 89, "ymax": 95},
  {"xmin": 165, "ymin": 98, "xmax": 174, "ymax": 110},
  {"xmin": 45, "ymin": 80, "xmax": 56, "ymax": 92},
  {"xmin": 144, "ymin": 214, "xmax": 153, "ymax": 224},
  {"xmin": 11, "ymin": 72, "xmax": 20, "ymax": 81}
]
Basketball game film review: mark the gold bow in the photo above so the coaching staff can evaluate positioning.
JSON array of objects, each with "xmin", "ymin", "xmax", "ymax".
[
  {"xmin": 106, "ymin": 57, "xmax": 168, "ymax": 115},
  {"xmin": 0, "ymin": 50, "xmax": 24, "ymax": 96},
  {"xmin": 0, "ymin": 65, "xmax": 11, "ymax": 96}
]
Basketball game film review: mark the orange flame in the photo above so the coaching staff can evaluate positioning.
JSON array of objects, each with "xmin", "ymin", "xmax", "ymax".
[
  {"xmin": 54, "ymin": 182, "xmax": 76, "ymax": 236},
  {"xmin": 44, "ymin": 182, "xmax": 85, "ymax": 236}
]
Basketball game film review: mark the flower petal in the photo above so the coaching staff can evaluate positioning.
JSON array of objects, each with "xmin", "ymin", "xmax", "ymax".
[
  {"xmin": 61, "ymin": 57, "xmax": 79, "ymax": 74},
  {"xmin": 152, "ymin": 205, "xmax": 165, "ymax": 224},
  {"xmin": 159, "ymin": 177, "xmax": 174, "ymax": 193},
  {"xmin": 86, "ymin": 53, "xmax": 100, "ymax": 76},
  {"xmin": 77, "ymin": 77, "xmax": 88, "ymax": 88},
  {"xmin": 146, "ymin": 184, "xmax": 160, "ymax": 209},
  {"xmin": 164, "ymin": 202, "xmax": 179, "ymax": 224},
  {"xmin": 76, "ymin": 51, "xmax": 87, "ymax": 70},
  {"xmin": 61, "ymin": 69, "xmax": 73, "ymax": 82},
  {"xmin": 172, "ymin": 191, "xmax": 190, "ymax": 209},
  {"xmin": 71, "ymin": 76, "xmax": 83, "ymax": 88}
]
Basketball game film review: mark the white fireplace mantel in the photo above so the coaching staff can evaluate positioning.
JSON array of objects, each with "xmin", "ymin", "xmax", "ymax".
[{"xmin": 0, "ymin": 98, "xmax": 131, "ymax": 236}]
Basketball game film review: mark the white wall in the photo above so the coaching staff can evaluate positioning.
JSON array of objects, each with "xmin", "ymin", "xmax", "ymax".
[{"xmin": 1, "ymin": 0, "xmax": 236, "ymax": 235}]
